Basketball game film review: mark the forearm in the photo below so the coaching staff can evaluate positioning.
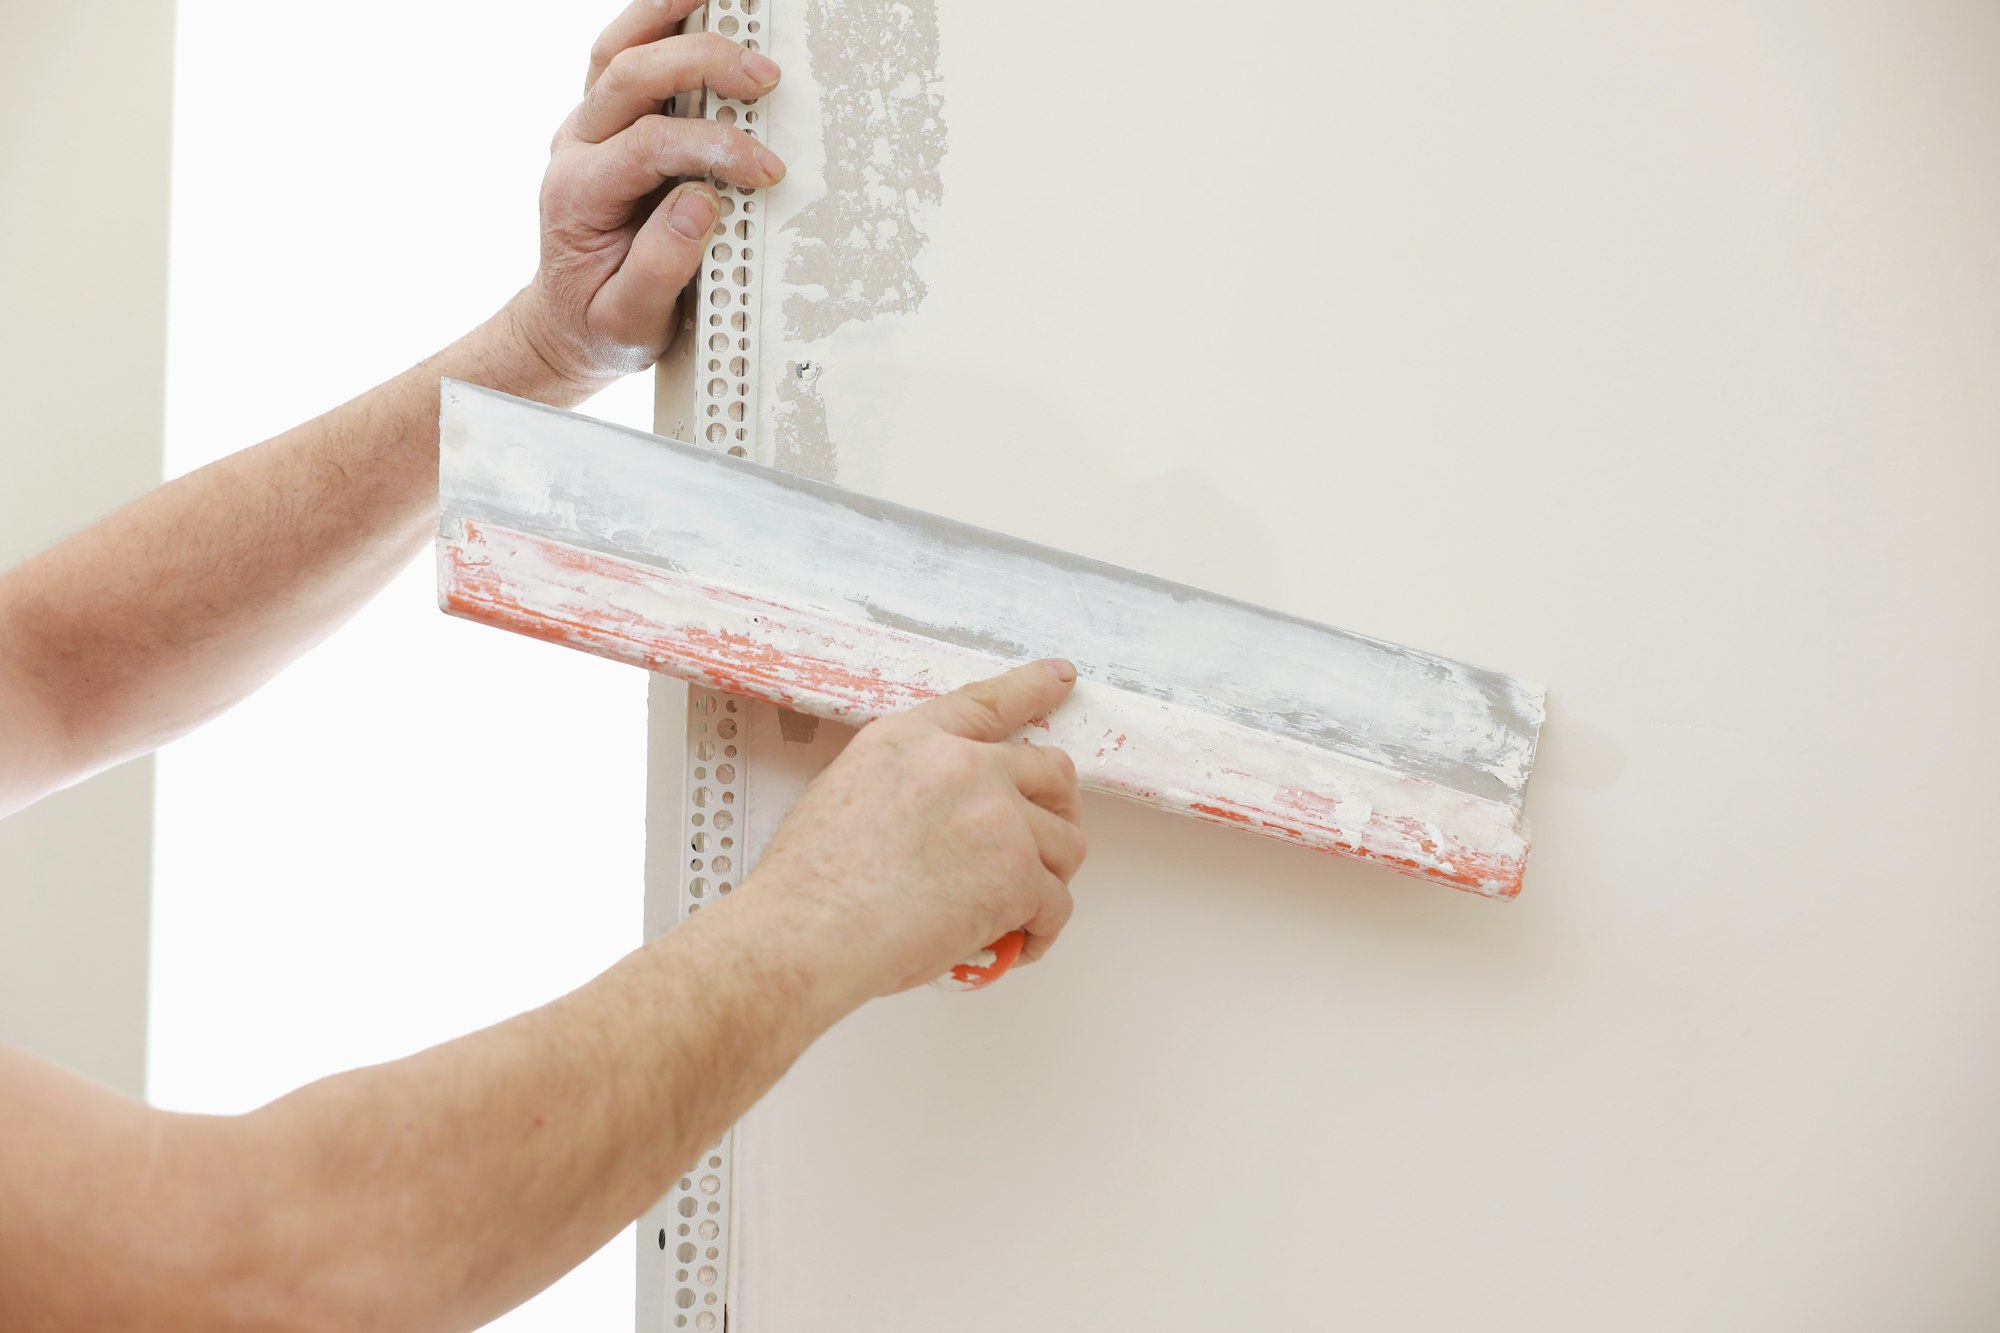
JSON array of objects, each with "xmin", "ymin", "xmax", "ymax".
[
  {"xmin": 220, "ymin": 889, "xmax": 858, "ymax": 1332},
  {"xmin": 0, "ymin": 298, "xmax": 602, "ymax": 807},
  {"xmin": 2, "ymin": 652, "xmax": 1086, "ymax": 1333},
  {"xmin": 0, "ymin": 887, "xmax": 860, "ymax": 1333}
]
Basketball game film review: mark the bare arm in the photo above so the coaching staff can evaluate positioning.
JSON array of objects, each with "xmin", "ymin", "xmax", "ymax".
[
  {"xmin": 0, "ymin": 319, "xmax": 573, "ymax": 816},
  {"xmin": 0, "ymin": 662, "xmax": 1087, "ymax": 1333},
  {"xmin": 0, "ymin": 0, "xmax": 787, "ymax": 817},
  {"xmin": 3, "ymin": 8, "xmax": 1091, "ymax": 1328}
]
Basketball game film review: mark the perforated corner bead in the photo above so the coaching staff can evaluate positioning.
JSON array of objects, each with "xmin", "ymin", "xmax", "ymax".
[
  {"xmin": 666, "ymin": 689, "xmax": 743, "ymax": 1323},
  {"xmin": 666, "ymin": 3, "xmax": 771, "ymax": 1317},
  {"xmin": 694, "ymin": 0, "xmax": 768, "ymax": 466}
]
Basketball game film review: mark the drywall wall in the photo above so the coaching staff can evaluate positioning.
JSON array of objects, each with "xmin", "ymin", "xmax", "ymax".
[
  {"xmin": 701, "ymin": 1, "xmax": 2000, "ymax": 1327},
  {"xmin": 0, "ymin": 2, "xmax": 174, "ymax": 1097}
]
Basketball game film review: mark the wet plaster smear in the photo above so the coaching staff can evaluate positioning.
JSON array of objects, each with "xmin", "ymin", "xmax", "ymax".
[{"xmin": 769, "ymin": 0, "xmax": 946, "ymax": 486}]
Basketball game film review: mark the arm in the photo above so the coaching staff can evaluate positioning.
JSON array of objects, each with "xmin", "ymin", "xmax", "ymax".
[
  {"xmin": 0, "ymin": 321, "xmax": 573, "ymax": 817},
  {"xmin": 0, "ymin": 662, "xmax": 1087, "ymax": 1333},
  {"xmin": 0, "ymin": 0, "xmax": 787, "ymax": 818}
]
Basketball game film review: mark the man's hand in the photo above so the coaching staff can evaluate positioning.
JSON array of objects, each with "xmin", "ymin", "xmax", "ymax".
[
  {"xmin": 0, "ymin": 664, "xmax": 1090, "ymax": 1331},
  {"xmin": 508, "ymin": 0, "xmax": 789, "ymax": 391},
  {"xmin": 737, "ymin": 661, "xmax": 1091, "ymax": 999}
]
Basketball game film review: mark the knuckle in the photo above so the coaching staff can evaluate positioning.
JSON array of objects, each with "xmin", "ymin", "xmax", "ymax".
[
  {"xmin": 601, "ymin": 45, "xmax": 645, "ymax": 90},
  {"xmin": 963, "ymin": 788, "xmax": 1024, "ymax": 842},
  {"xmin": 1048, "ymin": 745, "xmax": 1078, "ymax": 781},
  {"xmin": 697, "ymin": 30, "xmax": 742, "ymax": 64},
  {"xmin": 914, "ymin": 733, "xmax": 981, "ymax": 785},
  {"xmin": 538, "ymin": 163, "xmax": 576, "ymax": 214},
  {"xmin": 955, "ymin": 681, "xmax": 1006, "ymax": 729},
  {"xmin": 1048, "ymin": 886, "xmax": 1076, "ymax": 930},
  {"xmin": 632, "ymin": 113, "xmax": 678, "ymax": 158},
  {"xmin": 854, "ymin": 713, "xmax": 910, "ymax": 748}
]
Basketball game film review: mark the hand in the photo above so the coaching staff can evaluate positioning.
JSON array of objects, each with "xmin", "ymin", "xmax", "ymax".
[
  {"xmin": 737, "ymin": 661, "xmax": 1090, "ymax": 1000},
  {"xmin": 507, "ymin": 0, "xmax": 790, "ymax": 391}
]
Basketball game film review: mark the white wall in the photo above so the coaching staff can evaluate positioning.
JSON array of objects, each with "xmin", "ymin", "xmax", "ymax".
[
  {"xmin": 727, "ymin": 1, "xmax": 2000, "ymax": 1328},
  {"xmin": 153, "ymin": 3, "xmax": 655, "ymax": 1329},
  {"xmin": 0, "ymin": 1, "xmax": 174, "ymax": 1098}
]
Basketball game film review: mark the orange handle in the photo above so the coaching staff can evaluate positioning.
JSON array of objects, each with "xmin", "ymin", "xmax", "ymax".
[{"xmin": 929, "ymin": 930, "xmax": 1025, "ymax": 992}]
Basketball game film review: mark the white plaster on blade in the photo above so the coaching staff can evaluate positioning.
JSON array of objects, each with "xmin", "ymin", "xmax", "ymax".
[
  {"xmin": 439, "ymin": 382, "xmax": 1546, "ymax": 814},
  {"xmin": 438, "ymin": 518, "xmax": 1531, "ymax": 892}
]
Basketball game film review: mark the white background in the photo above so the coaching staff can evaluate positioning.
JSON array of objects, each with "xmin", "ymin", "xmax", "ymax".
[{"xmin": 152, "ymin": 3, "xmax": 654, "ymax": 1328}]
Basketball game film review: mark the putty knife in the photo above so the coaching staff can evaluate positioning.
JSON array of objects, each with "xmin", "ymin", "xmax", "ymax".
[{"xmin": 436, "ymin": 382, "xmax": 1547, "ymax": 985}]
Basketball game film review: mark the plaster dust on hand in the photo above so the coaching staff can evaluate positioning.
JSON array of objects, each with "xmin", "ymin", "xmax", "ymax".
[{"xmin": 769, "ymin": 0, "xmax": 949, "ymax": 485}]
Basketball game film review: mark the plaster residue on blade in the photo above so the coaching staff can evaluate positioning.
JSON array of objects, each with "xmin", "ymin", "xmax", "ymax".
[
  {"xmin": 441, "ymin": 383, "xmax": 1546, "ymax": 807},
  {"xmin": 858, "ymin": 598, "xmax": 1030, "ymax": 663},
  {"xmin": 775, "ymin": 0, "xmax": 948, "ymax": 483}
]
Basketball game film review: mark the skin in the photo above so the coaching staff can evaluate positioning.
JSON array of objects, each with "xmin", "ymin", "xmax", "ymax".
[{"xmin": 0, "ymin": 4, "xmax": 1085, "ymax": 1330}]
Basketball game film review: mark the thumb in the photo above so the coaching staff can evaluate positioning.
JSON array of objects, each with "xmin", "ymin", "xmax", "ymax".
[
  {"xmin": 590, "ymin": 182, "xmax": 720, "ymax": 353},
  {"xmin": 912, "ymin": 659, "xmax": 1078, "ymax": 741}
]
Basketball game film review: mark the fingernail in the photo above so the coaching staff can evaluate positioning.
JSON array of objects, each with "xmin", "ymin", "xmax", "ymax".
[
  {"xmin": 754, "ymin": 145, "xmax": 787, "ymax": 184},
  {"xmin": 1040, "ymin": 658, "xmax": 1077, "ymax": 682},
  {"xmin": 743, "ymin": 50, "xmax": 782, "ymax": 87},
  {"xmin": 667, "ymin": 186, "xmax": 717, "ymax": 240}
]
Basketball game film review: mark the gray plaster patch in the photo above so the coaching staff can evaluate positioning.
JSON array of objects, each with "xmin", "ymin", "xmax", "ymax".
[
  {"xmin": 772, "ymin": 360, "xmax": 838, "ymax": 482},
  {"xmin": 782, "ymin": 0, "xmax": 947, "ymax": 342},
  {"xmin": 777, "ymin": 709, "xmax": 822, "ymax": 744}
]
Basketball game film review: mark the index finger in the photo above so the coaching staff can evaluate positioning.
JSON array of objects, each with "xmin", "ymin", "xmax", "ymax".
[
  {"xmin": 586, "ymin": 0, "xmax": 708, "ymax": 92},
  {"xmin": 909, "ymin": 659, "xmax": 1078, "ymax": 742}
]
